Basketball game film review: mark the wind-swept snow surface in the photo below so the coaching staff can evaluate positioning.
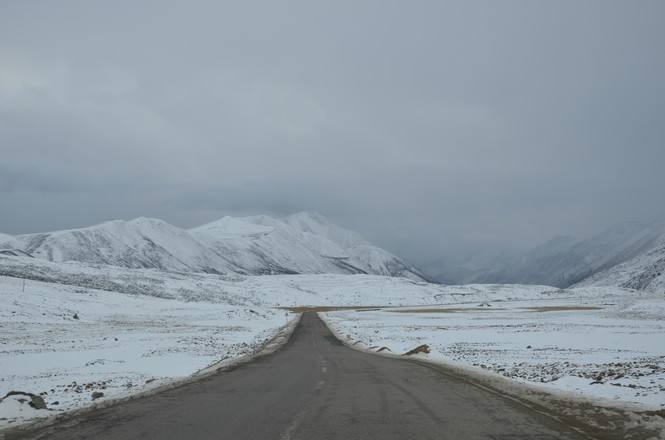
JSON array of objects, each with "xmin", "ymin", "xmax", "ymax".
[{"xmin": 323, "ymin": 289, "xmax": 665, "ymax": 410}]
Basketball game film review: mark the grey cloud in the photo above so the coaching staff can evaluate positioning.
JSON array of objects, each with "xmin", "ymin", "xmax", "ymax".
[{"xmin": 1, "ymin": 0, "xmax": 664, "ymax": 265}]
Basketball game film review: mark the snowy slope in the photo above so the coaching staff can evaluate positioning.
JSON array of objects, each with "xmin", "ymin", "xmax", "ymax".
[
  {"xmin": 8, "ymin": 213, "xmax": 425, "ymax": 279},
  {"xmin": 467, "ymin": 221, "xmax": 665, "ymax": 288},
  {"xmin": 285, "ymin": 212, "xmax": 427, "ymax": 280},
  {"xmin": 0, "ymin": 233, "xmax": 30, "ymax": 257},
  {"xmin": 191, "ymin": 212, "xmax": 427, "ymax": 279},
  {"xmin": 16, "ymin": 218, "xmax": 236, "ymax": 274},
  {"xmin": 0, "ymin": 233, "xmax": 21, "ymax": 250},
  {"xmin": 285, "ymin": 211, "xmax": 366, "ymax": 249},
  {"xmin": 575, "ymin": 235, "xmax": 665, "ymax": 293},
  {"xmin": 190, "ymin": 215, "xmax": 353, "ymax": 275}
]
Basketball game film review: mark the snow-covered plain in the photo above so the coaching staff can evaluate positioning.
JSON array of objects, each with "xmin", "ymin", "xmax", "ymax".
[
  {"xmin": 323, "ymin": 289, "xmax": 665, "ymax": 410},
  {"xmin": 2, "ymin": 252, "xmax": 664, "ymax": 430},
  {"xmin": 0, "ymin": 254, "xmax": 440, "ymax": 428},
  {"xmin": 0, "ymin": 255, "xmax": 433, "ymax": 307},
  {"xmin": 0, "ymin": 254, "xmax": 593, "ymax": 307},
  {"xmin": 0, "ymin": 274, "xmax": 292, "ymax": 427}
]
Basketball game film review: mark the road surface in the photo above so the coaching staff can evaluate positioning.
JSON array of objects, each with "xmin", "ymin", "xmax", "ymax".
[{"xmin": 10, "ymin": 313, "xmax": 589, "ymax": 440}]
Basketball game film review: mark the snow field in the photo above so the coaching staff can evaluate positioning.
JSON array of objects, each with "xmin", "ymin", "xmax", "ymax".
[
  {"xmin": 322, "ymin": 292, "xmax": 665, "ymax": 410},
  {"xmin": 0, "ymin": 275, "xmax": 291, "ymax": 426}
]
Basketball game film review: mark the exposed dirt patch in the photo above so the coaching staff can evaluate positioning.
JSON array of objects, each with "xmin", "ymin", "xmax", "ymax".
[
  {"xmin": 523, "ymin": 306, "xmax": 603, "ymax": 312},
  {"xmin": 281, "ymin": 306, "xmax": 386, "ymax": 313},
  {"xmin": 403, "ymin": 344, "xmax": 431, "ymax": 356},
  {"xmin": 389, "ymin": 307, "xmax": 506, "ymax": 313}
]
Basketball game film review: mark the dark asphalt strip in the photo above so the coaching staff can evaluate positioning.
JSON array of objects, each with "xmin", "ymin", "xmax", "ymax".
[{"xmin": 7, "ymin": 313, "xmax": 590, "ymax": 440}]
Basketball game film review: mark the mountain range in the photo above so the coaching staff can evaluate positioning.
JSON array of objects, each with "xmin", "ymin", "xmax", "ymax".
[
  {"xmin": 422, "ymin": 220, "xmax": 665, "ymax": 293},
  {"xmin": 1, "ymin": 212, "xmax": 426, "ymax": 281},
  {"xmin": 3, "ymin": 213, "xmax": 664, "ymax": 293}
]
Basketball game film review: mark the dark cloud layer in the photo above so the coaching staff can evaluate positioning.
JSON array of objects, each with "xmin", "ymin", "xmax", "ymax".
[{"xmin": 1, "ymin": 0, "xmax": 664, "ymax": 264}]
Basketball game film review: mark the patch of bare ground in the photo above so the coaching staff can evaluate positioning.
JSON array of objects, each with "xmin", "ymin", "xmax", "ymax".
[
  {"xmin": 280, "ymin": 306, "xmax": 385, "ymax": 313},
  {"xmin": 403, "ymin": 344, "xmax": 431, "ymax": 355},
  {"xmin": 390, "ymin": 307, "xmax": 506, "ymax": 313},
  {"xmin": 523, "ymin": 306, "xmax": 603, "ymax": 312}
]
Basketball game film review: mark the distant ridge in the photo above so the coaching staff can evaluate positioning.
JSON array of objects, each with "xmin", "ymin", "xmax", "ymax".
[
  {"xmin": 424, "ymin": 220, "xmax": 665, "ymax": 293},
  {"xmin": 4, "ymin": 212, "xmax": 427, "ymax": 281},
  {"xmin": 575, "ymin": 231, "xmax": 665, "ymax": 293}
]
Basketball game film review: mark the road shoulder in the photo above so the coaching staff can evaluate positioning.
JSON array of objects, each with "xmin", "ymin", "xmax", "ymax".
[
  {"xmin": 319, "ymin": 312, "xmax": 665, "ymax": 440},
  {"xmin": 0, "ymin": 314, "xmax": 302, "ymax": 440}
]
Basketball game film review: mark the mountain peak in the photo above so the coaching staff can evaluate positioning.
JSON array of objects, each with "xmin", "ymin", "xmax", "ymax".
[
  {"xmin": 5, "ymin": 213, "xmax": 426, "ymax": 281},
  {"xmin": 129, "ymin": 216, "xmax": 168, "ymax": 225},
  {"xmin": 287, "ymin": 211, "xmax": 331, "ymax": 224},
  {"xmin": 191, "ymin": 216, "xmax": 274, "ymax": 237}
]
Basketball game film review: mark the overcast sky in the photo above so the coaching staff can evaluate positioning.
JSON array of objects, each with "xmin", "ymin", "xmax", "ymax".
[{"xmin": 1, "ymin": 0, "xmax": 664, "ymax": 264}]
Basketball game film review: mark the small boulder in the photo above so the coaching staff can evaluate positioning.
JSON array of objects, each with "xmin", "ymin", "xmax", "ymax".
[
  {"xmin": 91, "ymin": 391, "xmax": 104, "ymax": 400},
  {"xmin": 29, "ymin": 395, "xmax": 47, "ymax": 409},
  {"xmin": 403, "ymin": 344, "xmax": 430, "ymax": 356},
  {"xmin": 3, "ymin": 391, "xmax": 47, "ymax": 410}
]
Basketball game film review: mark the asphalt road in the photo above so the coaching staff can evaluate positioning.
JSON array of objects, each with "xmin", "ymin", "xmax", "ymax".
[{"xmin": 12, "ymin": 313, "xmax": 588, "ymax": 440}]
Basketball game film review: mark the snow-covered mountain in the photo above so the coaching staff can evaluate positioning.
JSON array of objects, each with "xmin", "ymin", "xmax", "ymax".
[
  {"xmin": 0, "ymin": 233, "xmax": 31, "ymax": 257},
  {"xmin": 466, "ymin": 221, "xmax": 665, "ymax": 289},
  {"xmin": 575, "ymin": 234, "xmax": 665, "ymax": 293},
  {"xmin": 423, "ymin": 221, "xmax": 665, "ymax": 292},
  {"xmin": 6, "ymin": 212, "xmax": 426, "ymax": 280},
  {"xmin": 0, "ymin": 232, "xmax": 20, "ymax": 250},
  {"xmin": 16, "ymin": 217, "xmax": 237, "ymax": 273},
  {"xmin": 190, "ymin": 212, "xmax": 426, "ymax": 280},
  {"xmin": 284, "ymin": 212, "xmax": 425, "ymax": 279},
  {"xmin": 419, "ymin": 248, "xmax": 520, "ymax": 285}
]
